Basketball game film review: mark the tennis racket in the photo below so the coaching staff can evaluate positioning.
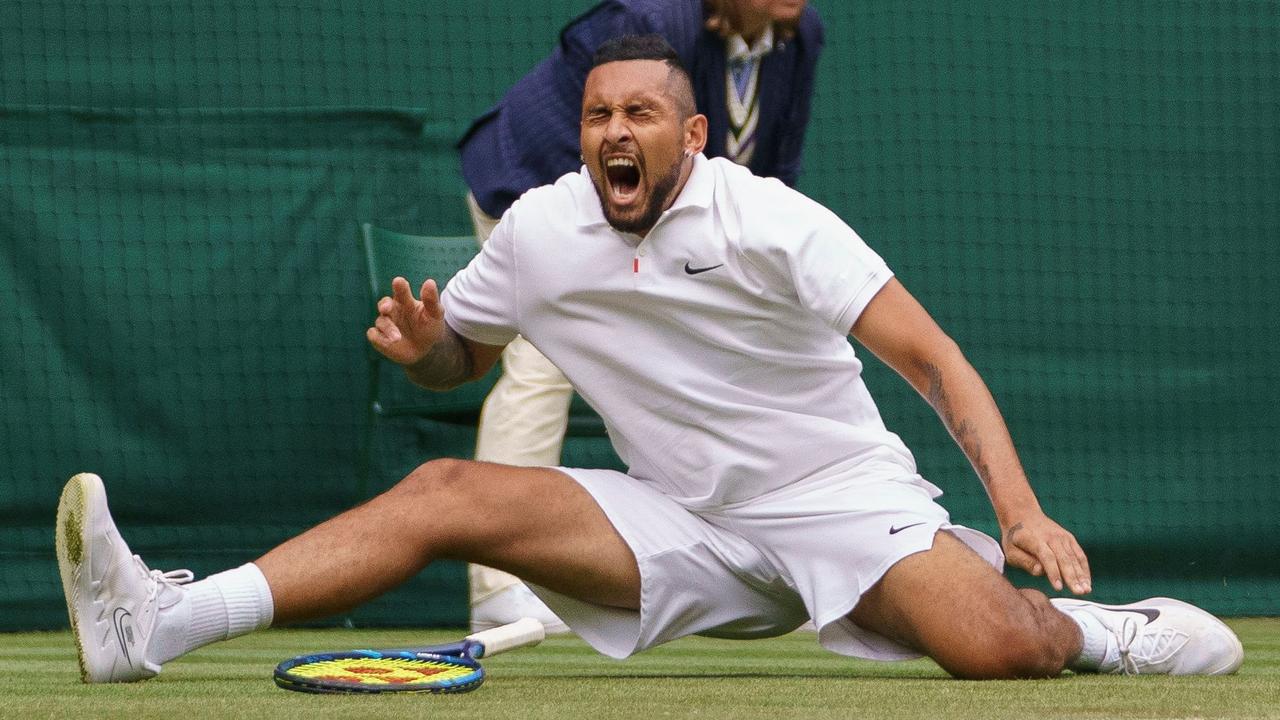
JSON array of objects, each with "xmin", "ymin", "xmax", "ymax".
[{"xmin": 273, "ymin": 616, "xmax": 545, "ymax": 694}]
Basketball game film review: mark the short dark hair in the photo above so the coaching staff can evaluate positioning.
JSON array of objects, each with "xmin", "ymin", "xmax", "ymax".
[
  {"xmin": 592, "ymin": 33, "xmax": 681, "ymax": 67},
  {"xmin": 591, "ymin": 34, "xmax": 696, "ymax": 118}
]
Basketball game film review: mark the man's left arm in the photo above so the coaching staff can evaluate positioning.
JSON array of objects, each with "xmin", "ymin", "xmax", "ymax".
[{"xmin": 851, "ymin": 278, "xmax": 1092, "ymax": 595}]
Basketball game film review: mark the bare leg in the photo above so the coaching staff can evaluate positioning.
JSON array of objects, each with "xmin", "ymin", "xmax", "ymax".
[
  {"xmin": 849, "ymin": 530, "xmax": 1082, "ymax": 679},
  {"xmin": 470, "ymin": 335, "xmax": 575, "ymax": 602},
  {"xmin": 256, "ymin": 459, "xmax": 639, "ymax": 624}
]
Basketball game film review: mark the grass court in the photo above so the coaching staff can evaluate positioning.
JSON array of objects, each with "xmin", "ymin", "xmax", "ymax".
[{"xmin": 3, "ymin": 618, "xmax": 1277, "ymax": 719}]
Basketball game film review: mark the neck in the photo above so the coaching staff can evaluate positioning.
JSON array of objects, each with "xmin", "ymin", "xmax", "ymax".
[
  {"xmin": 736, "ymin": 11, "xmax": 772, "ymax": 45},
  {"xmin": 739, "ymin": 22, "xmax": 769, "ymax": 45}
]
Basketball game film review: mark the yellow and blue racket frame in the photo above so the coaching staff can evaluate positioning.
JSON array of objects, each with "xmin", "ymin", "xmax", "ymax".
[{"xmin": 273, "ymin": 649, "xmax": 485, "ymax": 694}]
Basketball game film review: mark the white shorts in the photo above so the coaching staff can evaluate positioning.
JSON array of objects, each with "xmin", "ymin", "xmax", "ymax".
[{"xmin": 528, "ymin": 467, "xmax": 1004, "ymax": 660}]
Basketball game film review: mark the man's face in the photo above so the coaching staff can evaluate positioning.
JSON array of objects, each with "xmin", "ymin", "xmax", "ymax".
[{"xmin": 580, "ymin": 60, "xmax": 693, "ymax": 236}]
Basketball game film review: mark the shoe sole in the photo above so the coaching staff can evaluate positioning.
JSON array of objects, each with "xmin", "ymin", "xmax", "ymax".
[
  {"xmin": 55, "ymin": 472, "xmax": 100, "ymax": 683},
  {"xmin": 1056, "ymin": 596, "xmax": 1245, "ymax": 675}
]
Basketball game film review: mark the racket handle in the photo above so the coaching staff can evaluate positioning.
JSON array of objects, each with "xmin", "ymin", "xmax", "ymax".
[{"xmin": 464, "ymin": 617, "xmax": 546, "ymax": 658}]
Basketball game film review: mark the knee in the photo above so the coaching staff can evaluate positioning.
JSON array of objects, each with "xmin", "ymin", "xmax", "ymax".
[{"xmin": 394, "ymin": 458, "xmax": 474, "ymax": 501}]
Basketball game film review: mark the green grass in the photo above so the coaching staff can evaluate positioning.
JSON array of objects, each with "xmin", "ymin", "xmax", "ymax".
[{"xmin": 2, "ymin": 618, "xmax": 1277, "ymax": 719}]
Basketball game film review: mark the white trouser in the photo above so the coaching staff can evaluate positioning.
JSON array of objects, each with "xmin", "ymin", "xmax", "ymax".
[{"xmin": 466, "ymin": 193, "xmax": 576, "ymax": 602}]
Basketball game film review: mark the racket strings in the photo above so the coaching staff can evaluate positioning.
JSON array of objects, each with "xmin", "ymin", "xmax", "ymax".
[{"xmin": 288, "ymin": 656, "xmax": 476, "ymax": 686}]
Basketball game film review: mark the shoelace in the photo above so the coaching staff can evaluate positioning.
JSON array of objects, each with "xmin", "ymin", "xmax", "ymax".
[
  {"xmin": 1115, "ymin": 616, "xmax": 1141, "ymax": 675},
  {"xmin": 133, "ymin": 555, "xmax": 194, "ymax": 599},
  {"xmin": 94, "ymin": 556, "xmax": 194, "ymax": 629}
]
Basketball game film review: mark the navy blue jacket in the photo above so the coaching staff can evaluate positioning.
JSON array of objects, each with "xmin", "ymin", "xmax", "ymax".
[{"xmin": 459, "ymin": 0, "xmax": 824, "ymax": 218}]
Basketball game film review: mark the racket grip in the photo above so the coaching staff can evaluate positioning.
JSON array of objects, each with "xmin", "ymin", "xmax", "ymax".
[{"xmin": 465, "ymin": 617, "xmax": 546, "ymax": 658}]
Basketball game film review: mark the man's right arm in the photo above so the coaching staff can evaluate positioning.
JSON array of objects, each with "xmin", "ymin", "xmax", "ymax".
[
  {"xmin": 366, "ymin": 276, "xmax": 504, "ymax": 391},
  {"xmin": 400, "ymin": 324, "xmax": 503, "ymax": 391}
]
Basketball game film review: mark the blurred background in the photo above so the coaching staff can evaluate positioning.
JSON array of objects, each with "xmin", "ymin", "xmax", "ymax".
[{"xmin": 1, "ymin": 0, "xmax": 1276, "ymax": 630}]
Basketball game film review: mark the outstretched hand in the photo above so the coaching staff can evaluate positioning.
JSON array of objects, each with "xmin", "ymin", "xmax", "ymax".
[
  {"xmin": 365, "ymin": 277, "xmax": 446, "ymax": 367},
  {"xmin": 1001, "ymin": 512, "xmax": 1092, "ymax": 595}
]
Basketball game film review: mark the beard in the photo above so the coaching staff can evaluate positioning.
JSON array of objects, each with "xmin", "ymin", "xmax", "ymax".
[{"xmin": 594, "ymin": 154, "xmax": 685, "ymax": 235}]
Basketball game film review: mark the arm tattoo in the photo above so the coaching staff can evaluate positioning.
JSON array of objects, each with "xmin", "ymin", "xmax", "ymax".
[
  {"xmin": 405, "ymin": 327, "xmax": 474, "ymax": 390},
  {"xmin": 915, "ymin": 359, "xmax": 994, "ymax": 491},
  {"xmin": 1006, "ymin": 522, "xmax": 1024, "ymax": 541}
]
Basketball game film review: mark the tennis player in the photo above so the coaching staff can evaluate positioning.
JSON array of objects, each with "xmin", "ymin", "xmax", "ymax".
[
  {"xmin": 58, "ymin": 35, "xmax": 1242, "ymax": 682},
  {"xmin": 460, "ymin": 0, "xmax": 822, "ymax": 632}
]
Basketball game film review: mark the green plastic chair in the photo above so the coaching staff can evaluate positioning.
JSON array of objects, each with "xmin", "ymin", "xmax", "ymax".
[{"xmin": 357, "ymin": 224, "xmax": 500, "ymax": 494}]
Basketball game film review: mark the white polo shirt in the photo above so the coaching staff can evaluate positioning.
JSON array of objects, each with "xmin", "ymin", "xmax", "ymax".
[{"xmin": 443, "ymin": 155, "xmax": 917, "ymax": 510}]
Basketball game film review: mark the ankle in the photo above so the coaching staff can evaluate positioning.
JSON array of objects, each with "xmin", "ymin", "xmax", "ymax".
[
  {"xmin": 1055, "ymin": 603, "xmax": 1114, "ymax": 671},
  {"xmin": 152, "ymin": 563, "xmax": 275, "ymax": 665}
]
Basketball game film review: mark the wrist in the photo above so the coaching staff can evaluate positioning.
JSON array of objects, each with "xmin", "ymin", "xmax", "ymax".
[{"xmin": 991, "ymin": 490, "xmax": 1043, "ymax": 531}]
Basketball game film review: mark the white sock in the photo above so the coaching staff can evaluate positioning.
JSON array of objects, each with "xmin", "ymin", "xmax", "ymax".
[
  {"xmin": 1059, "ymin": 606, "xmax": 1115, "ymax": 671},
  {"xmin": 150, "ymin": 563, "xmax": 274, "ymax": 666}
]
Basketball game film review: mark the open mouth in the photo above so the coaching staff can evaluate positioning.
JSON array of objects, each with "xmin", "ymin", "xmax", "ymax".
[{"xmin": 605, "ymin": 156, "xmax": 642, "ymax": 205}]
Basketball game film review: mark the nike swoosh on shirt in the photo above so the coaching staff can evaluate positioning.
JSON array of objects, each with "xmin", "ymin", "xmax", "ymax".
[
  {"xmin": 888, "ymin": 522, "xmax": 928, "ymax": 535},
  {"xmin": 684, "ymin": 262, "xmax": 724, "ymax": 275}
]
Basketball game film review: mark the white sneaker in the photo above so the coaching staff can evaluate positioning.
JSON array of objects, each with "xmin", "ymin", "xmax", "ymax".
[
  {"xmin": 1052, "ymin": 597, "xmax": 1244, "ymax": 675},
  {"xmin": 471, "ymin": 584, "xmax": 571, "ymax": 635},
  {"xmin": 56, "ymin": 473, "xmax": 194, "ymax": 683}
]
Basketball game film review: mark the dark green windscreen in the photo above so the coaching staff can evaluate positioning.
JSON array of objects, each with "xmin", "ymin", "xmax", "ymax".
[{"xmin": 1, "ymin": 1, "xmax": 1276, "ymax": 630}]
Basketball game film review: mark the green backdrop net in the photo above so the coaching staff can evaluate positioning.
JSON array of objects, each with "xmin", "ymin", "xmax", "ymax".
[{"xmin": 1, "ymin": 1, "xmax": 1276, "ymax": 630}]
